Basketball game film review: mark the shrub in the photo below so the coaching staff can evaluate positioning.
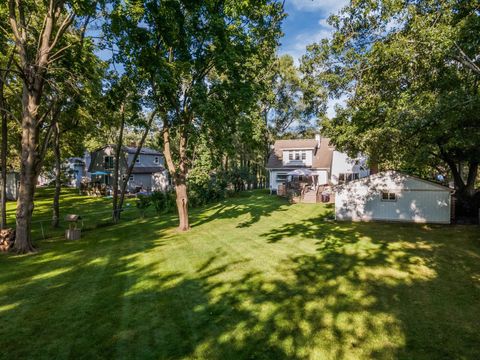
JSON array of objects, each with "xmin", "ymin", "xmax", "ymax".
[
  {"xmin": 150, "ymin": 191, "xmax": 176, "ymax": 214},
  {"xmin": 136, "ymin": 194, "xmax": 152, "ymax": 218}
]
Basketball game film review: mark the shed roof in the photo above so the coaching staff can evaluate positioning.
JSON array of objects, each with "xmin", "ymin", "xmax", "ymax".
[
  {"xmin": 266, "ymin": 137, "xmax": 334, "ymax": 169},
  {"xmin": 335, "ymin": 171, "xmax": 452, "ymax": 192}
]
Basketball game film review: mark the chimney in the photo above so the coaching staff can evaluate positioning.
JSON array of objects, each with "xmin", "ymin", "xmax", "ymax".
[{"xmin": 315, "ymin": 134, "xmax": 321, "ymax": 147}]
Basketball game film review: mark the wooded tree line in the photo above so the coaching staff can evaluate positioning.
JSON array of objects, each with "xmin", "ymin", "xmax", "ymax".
[
  {"xmin": 1, "ymin": 0, "xmax": 315, "ymax": 253},
  {"xmin": 2, "ymin": 0, "xmax": 477, "ymax": 253},
  {"xmin": 302, "ymin": 0, "xmax": 480, "ymax": 218}
]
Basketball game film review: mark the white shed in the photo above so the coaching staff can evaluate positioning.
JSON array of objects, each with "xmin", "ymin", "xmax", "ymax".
[{"xmin": 335, "ymin": 171, "xmax": 452, "ymax": 224}]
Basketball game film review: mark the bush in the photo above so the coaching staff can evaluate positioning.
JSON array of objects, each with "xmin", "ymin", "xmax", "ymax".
[
  {"xmin": 150, "ymin": 190, "xmax": 176, "ymax": 214},
  {"xmin": 187, "ymin": 174, "xmax": 228, "ymax": 208},
  {"xmin": 136, "ymin": 194, "xmax": 152, "ymax": 218}
]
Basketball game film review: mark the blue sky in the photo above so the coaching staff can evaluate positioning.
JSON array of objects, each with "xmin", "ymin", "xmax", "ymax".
[
  {"xmin": 279, "ymin": 0, "xmax": 349, "ymax": 118},
  {"xmin": 279, "ymin": 0, "xmax": 348, "ymax": 62}
]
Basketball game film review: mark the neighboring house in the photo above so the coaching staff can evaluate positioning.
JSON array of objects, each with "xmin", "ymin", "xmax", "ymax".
[
  {"xmin": 330, "ymin": 151, "xmax": 370, "ymax": 185},
  {"xmin": 6, "ymin": 172, "xmax": 19, "ymax": 200},
  {"xmin": 266, "ymin": 134, "xmax": 369, "ymax": 192},
  {"xmin": 88, "ymin": 145, "xmax": 169, "ymax": 192},
  {"xmin": 335, "ymin": 171, "xmax": 452, "ymax": 224},
  {"xmin": 64, "ymin": 157, "xmax": 86, "ymax": 188}
]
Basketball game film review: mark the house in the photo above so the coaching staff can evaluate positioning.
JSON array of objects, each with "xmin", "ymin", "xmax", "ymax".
[
  {"xmin": 64, "ymin": 157, "xmax": 86, "ymax": 188},
  {"xmin": 6, "ymin": 172, "xmax": 19, "ymax": 200},
  {"xmin": 266, "ymin": 134, "xmax": 369, "ymax": 192},
  {"xmin": 330, "ymin": 150, "xmax": 370, "ymax": 185},
  {"xmin": 88, "ymin": 145, "xmax": 169, "ymax": 192},
  {"xmin": 335, "ymin": 171, "xmax": 452, "ymax": 224}
]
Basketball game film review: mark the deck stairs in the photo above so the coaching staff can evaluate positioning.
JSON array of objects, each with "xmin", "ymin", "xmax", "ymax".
[{"xmin": 301, "ymin": 188, "xmax": 319, "ymax": 203}]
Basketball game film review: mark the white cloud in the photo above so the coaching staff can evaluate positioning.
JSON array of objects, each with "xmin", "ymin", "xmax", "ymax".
[
  {"xmin": 290, "ymin": 0, "xmax": 349, "ymax": 14},
  {"xmin": 278, "ymin": 17, "xmax": 333, "ymax": 64}
]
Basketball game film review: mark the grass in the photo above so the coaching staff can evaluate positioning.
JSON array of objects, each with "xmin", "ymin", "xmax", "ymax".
[{"xmin": 1, "ymin": 189, "xmax": 479, "ymax": 359}]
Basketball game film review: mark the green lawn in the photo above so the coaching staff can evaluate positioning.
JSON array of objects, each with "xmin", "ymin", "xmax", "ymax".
[{"xmin": 1, "ymin": 190, "xmax": 479, "ymax": 359}]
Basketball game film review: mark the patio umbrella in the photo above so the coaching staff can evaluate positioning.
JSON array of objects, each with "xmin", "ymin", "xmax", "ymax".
[{"xmin": 287, "ymin": 169, "xmax": 313, "ymax": 177}]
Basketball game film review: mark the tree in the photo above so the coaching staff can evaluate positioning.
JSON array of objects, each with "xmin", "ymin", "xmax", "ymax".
[
  {"xmin": 266, "ymin": 54, "xmax": 326, "ymax": 137},
  {"xmin": 108, "ymin": 0, "xmax": 284, "ymax": 230},
  {"xmin": 302, "ymin": 0, "xmax": 480, "ymax": 217},
  {"xmin": 7, "ymin": 0, "xmax": 99, "ymax": 252}
]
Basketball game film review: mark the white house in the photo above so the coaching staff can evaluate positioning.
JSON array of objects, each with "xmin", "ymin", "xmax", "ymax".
[
  {"xmin": 266, "ymin": 134, "xmax": 369, "ymax": 192},
  {"xmin": 335, "ymin": 171, "xmax": 452, "ymax": 224},
  {"xmin": 64, "ymin": 157, "xmax": 86, "ymax": 188},
  {"xmin": 330, "ymin": 151, "xmax": 369, "ymax": 185}
]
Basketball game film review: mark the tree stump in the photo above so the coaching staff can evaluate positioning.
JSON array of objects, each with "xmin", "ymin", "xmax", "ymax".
[{"xmin": 0, "ymin": 229, "xmax": 15, "ymax": 252}]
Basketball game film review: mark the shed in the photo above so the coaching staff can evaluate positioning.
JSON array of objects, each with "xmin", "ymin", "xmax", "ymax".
[{"xmin": 335, "ymin": 171, "xmax": 452, "ymax": 224}]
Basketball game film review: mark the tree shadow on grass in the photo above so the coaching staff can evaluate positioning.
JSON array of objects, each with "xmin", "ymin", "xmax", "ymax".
[
  {"xmin": 190, "ymin": 191, "xmax": 290, "ymax": 229},
  {"xmin": 259, "ymin": 216, "xmax": 480, "ymax": 359},
  {"xmin": 1, "ymin": 200, "xmax": 479, "ymax": 359}
]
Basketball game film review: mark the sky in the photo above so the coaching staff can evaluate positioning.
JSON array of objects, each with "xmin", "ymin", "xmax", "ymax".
[{"xmin": 278, "ymin": 0, "xmax": 349, "ymax": 117}]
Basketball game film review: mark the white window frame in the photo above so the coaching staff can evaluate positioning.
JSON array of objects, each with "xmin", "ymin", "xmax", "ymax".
[
  {"xmin": 276, "ymin": 173, "xmax": 288, "ymax": 183},
  {"xmin": 129, "ymin": 175, "xmax": 134, "ymax": 182},
  {"xmin": 381, "ymin": 191, "xmax": 397, "ymax": 202}
]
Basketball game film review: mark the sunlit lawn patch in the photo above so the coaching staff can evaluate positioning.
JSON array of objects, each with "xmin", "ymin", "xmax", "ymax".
[{"xmin": 1, "ymin": 189, "xmax": 479, "ymax": 359}]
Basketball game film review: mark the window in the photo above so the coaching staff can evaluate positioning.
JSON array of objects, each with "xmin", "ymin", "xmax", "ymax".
[
  {"xmin": 301, "ymin": 151, "xmax": 306, "ymax": 160},
  {"xmin": 135, "ymin": 157, "xmax": 140, "ymax": 163},
  {"xmin": 338, "ymin": 172, "xmax": 360, "ymax": 183},
  {"xmin": 276, "ymin": 173, "xmax": 288, "ymax": 183},
  {"xmin": 295, "ymin": 151, "xmax": 300, "ymax": 160},
  {"xmin": 129, "ymin": 175, "xmax": 134, "ymax": 182},
  {"xmin": 154, "ymin": 156, "xmax": 159, "ymax": 164},
  {"xmin": 289, "ymin": 151, "xmax": 293, "ymax": 160},
  {"xmin": 381, "ymin": 192, "xmax": 397, "ymax": 201},
  {"xmin": 104, "ymin": 156, "xmax": 114, "ymax": 169}
]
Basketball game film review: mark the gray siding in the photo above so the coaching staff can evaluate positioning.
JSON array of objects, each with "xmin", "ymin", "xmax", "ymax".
[
  {"xmin": 89, "ymin": 146, "xmax": 128, "ymax": 175},
  {"xmin": 126, "ymin": 153, "xmax": 164, "ymax": 168}
]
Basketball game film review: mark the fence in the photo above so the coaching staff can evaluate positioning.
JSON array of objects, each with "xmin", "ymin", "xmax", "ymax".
[{"xmin": 28, "ymin": 205, "xmax": 154, "ymax": 243}]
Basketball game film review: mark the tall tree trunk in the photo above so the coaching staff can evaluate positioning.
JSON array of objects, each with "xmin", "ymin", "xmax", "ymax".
[
  {"xmin": 117, "ymin": 111, "xmax": 156, "ymax": 216},
  {"xmin": 0, "ymin": 78, "xmax": 8, "ymax": 229},
  {"xmin": 441, "ymin": 148, "xmax": 479, "ymax": 218},
  {"xmin": 174, "ymin": 179, "xmax": 189, "ymax": 231},
  {"xmin": 112, "ymin": 106, "xmax": 125, "ymax": 223},
  {"xmin": 15, "ymin": 90, "xmax": 41, "ymax": 253},
  {"xmin": 162, "ymin": 121, "xmax": 190, "ymax": 231},
  {"xmin": 52, "ymin": 125, "xmax": 61, "ymax": 227}
]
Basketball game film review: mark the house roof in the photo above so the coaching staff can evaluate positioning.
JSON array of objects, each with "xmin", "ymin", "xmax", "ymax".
[
  {"xmin": 123, "ymin": 146, "xmax": 163, "ymax": 156},
  {"xmin": 266, "ymin": 137, "xmax": 334, "ymax": 169},
  {"xmin": 91, "ymin": 145, "xmax": 163, "ymax": 156},
  {"xmin": 335, "ymin": 171, "xmax": 452, "ymax": 192},
  {"xmin": 131, "ymin": 166, "xmax": 165, "ymax": 174}
]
